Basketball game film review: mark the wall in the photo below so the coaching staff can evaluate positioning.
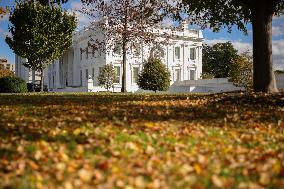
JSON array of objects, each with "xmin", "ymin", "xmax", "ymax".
[{"xmin": 276, "ymin": 73, "xmax": 284, "ymax": 91}]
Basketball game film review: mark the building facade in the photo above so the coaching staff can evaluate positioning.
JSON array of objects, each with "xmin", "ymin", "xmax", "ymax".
[
  {"xmin": 16, "ymin": 20, "xmax": 204, "ymax": 92},
  {"xmin": 0, "ymin": 59, "xmax": 15, "ymax": 73}
]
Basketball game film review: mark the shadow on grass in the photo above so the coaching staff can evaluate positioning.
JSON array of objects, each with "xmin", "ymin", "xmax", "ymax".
[{"xmin": 0, "ymin": 92, "xmax": 283, "ymax": 143}]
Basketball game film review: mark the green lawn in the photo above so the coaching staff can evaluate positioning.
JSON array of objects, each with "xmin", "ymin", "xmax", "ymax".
[{"xmin": 0, "ymin": 92, "xmax": 284, "ymax": 189}]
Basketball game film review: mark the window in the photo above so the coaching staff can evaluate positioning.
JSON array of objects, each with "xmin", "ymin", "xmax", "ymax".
[
  {"xmin": 190, "ymin": 48, "xmax": 196, "ymax": 60},
  {"xmin": 114, "ymin": 66, "xmax": 121, "ymax": 84},
  {"xmin": 132, "ymin": 67, "xmax": 139, "ymax": 84},
  {"xmin": 86, "ymin": 47, "xmax": 89, "ymax": 59},
  {"xmin": 92, "ymin": 68, "xmax": 95, "ymax": 79},
  {"xmin": 174, "ymin": 69, "xmax": 181, "ymax": 81},
  {"xmin": 86, "ymin": 69, "xmax": 88, "ymax": 80},
  {"xmin": 190, "ymin": 69, "xmax": 196, "ymax": 80},
  {"xmin": 80, "ymin": 70, "xmax": 82, "ymax": 86},
  {"xmin": 151, "ymin": 46, "xmax": 164, "ymax": 59},
  {"xmin": 175, "ymin": 47, "xmax": 180, "ymax": 60},
  {"xmin": 113, "ymin": 43, "xmax": 122, "ymax": 55},
  {"xmin": 131, "ymin": 43, "xmax": 141, "ymax": 56}
]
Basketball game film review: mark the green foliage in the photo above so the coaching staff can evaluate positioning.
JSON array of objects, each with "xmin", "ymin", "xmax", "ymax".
[
  {"xmin": 275, "ymin": 70, "xmax": 284, "ymax": 74},
  {"xmin": 181, "ymin": 0, "xmax": 284, "ymax": 92},
  {"xmin": 138, "ymin": 58, "xmax": 170, "ymax": 92},
  {"xmin": 37, "ymin": 0, "xmax": 69, "ymax": 5},
  {"xmin": 202, "ymin": 42, "xmax": 238, "ymax": 78},
  {"xmin": 201, "ymin": 72, "xmax": 214, "ymax": 79},
  {"xmin": 5, "ymin": 0, "xmax": 76, "ymax": 91},
  {"xmin": 229, "ymin": 52, "xmax": 253, "ymax": 91},
  {"xmin": 97, "ymin": 64, "xmax": 116, "ymax": 91},
  {"xmin": 181, "ymin": 0, "xmax": 284, "ymax": 33},
  {"xmin": 0, "ymin": 76, "xmax": 28, "ymax": 93}
]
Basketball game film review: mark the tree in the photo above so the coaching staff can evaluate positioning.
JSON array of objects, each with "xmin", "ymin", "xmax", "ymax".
[
  {"xmin": 137, "ymin": 58, "xmax": 170, "ymax": 92},
  {"xmin": 97, "ymin": 64, "xmax": 116, "ymax": 91},
  {"xmin": 181, "ymin": 0, "xmax": 284, "ymax": 92},
  {"xmin": 229, "ymin": 52, "xmax": 253, "ymax": 90},
  {"xmin": 6, "ymin": 0, "xmax": 76, "ymax": 91},
  {"xmin": 202, "ymin": 42, "xmax": 238, "ymax": 78},
  {"xmin": 0, "ymin": 66, "xmax": 14, "ymax": 78},
  {"xmin": 0, "ymin": 7, "xmax": 8, "ymax": 18},
  {"xmin": 81, "ymin": 0, "xmax": 175, "ymax": 92}
]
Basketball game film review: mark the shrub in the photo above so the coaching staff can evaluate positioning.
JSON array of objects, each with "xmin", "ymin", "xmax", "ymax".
[
  {"xmin": 0, "ymin": 76, "xmax": 28, "ymax": 93},
  {"xmin": 138, "ymin": 58, "xmax": 170, "ymax": 92},
  {"xmin": 97, "ymin": 64, "xmax": 116, "ymax": 91},
  {"xmin": 201, "ymin": 72, "xmax": 214, "ymax": 79}
]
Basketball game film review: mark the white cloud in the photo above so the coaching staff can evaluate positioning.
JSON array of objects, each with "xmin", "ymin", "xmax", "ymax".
[
  {"xmin": 273, "ymin": 25, "xmax": 284, "ymax": 36},
  {"xmin": 205, "ymin": 39, "xmax": 252, "ymax": 53},
  {"xmin": 272, "ymin": 39, "xmax": 284, "ymax": 70},
  {"xmin": 205, "ymin": 39, "xmax": 284, "ymax": 70},
  {"xmin": 273, "ymin": 14, "xmax": 284, "ymax": 21},
  {"xmin": 68, "ymin": 1, "xmax": 92, "ymax": 29}
]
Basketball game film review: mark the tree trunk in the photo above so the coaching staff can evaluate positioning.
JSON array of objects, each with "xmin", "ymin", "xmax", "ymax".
[
  {"xmin": 251, "ymin": 2, "xmax": 278, "ymax": 92},
  {"xmin": 40, "ymin": 68, "xmax": 44, "ymax": 92},
  {"xmin": 121, "ymin": 36, "xmax": 127, "ymax": 92},
  {"xmin": 121, "ymin": 0, "xmax": 129, "ymax": 93}
]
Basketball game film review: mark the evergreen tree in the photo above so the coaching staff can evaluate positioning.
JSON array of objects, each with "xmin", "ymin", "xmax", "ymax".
[
  {"xmin": 138, "ymin": 58, "xmax": 170, "ymax": 92},
  {"xmin": 97, "ymin": 64, "xmax": 116, "ymax": 91}
]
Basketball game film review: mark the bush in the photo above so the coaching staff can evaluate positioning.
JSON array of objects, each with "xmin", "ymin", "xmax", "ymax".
[
  {"xmin": 138, "ymin": 58, "xmax": 170, "ymax": 92},
  {"xmin": 201, "ymin": 72, "xmax": 214, "ymax": 79},
  {"xmin": 0, "ymin": 76, "xmax": 28, "ymax": 93},
  {"xmin": 97, "ymin": 64, "xmax": 116, "ymax": 91}
]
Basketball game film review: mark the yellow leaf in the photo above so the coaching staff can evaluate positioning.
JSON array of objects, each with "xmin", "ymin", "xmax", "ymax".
[
  {"xmin": 259, "ymin": 173, "xmax": 270, "ymax": 186},
  {"xmin": 194, "ymin": 164, "xmax": 202, "ymax": 174},
  {"xmin": 78, "ymin": 168, "xmax": 93, "ymax": 182},
  {"xmin": 73, "ymin": 128, "xmax": 81, "ymax": 135},
  {"xmin": 144, "ymin": 122, "xmax": 155, "ymax": 128},
  {"xmin": 211, "ymin": 175, "xmax": 223, "ymax": 188}
]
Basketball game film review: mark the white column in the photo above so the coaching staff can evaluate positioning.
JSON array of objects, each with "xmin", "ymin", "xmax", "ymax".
[
  {"xmin": 198, "ymin": 46, "xmax": 202, "ymax": 79},
  {"xmin": 73, "ymin": 45, "xmax": 80, "ymax": 86},
  {"xmin": 54, "ymin": 60, "xmax": 60, "ymax": 88}
]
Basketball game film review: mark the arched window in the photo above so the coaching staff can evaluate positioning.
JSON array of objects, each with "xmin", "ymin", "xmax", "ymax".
[
  {"xmin": 131, "ymin": 42, "xmax": 141, "ymax": 56},
  {"xmin": 150, "ymin": 45, "xmax": 165, "ymax": 59},
  {"xmin": 113, "ymin": 43, "xmax": 122, "ymax": 55}
]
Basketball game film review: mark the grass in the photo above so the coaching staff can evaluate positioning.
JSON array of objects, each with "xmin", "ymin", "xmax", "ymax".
[{"xmin": 0, "ymin": 92, "xmax": 284, "ymax": 189}]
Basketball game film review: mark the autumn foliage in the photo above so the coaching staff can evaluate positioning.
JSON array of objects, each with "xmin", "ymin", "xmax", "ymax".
[
  {"xmin": 0, "ymin": 93, "xmax": 284, "ymax": 188},
  {"xmin": 0, "ymin": 66, "xmax": 14, "ymax": 78}
]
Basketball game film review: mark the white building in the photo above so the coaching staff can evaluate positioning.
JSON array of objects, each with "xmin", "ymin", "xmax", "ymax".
[
  {"xmin": 16, "ymin": 20, "xmax": 204, "ymax": 92},
  {"xmin": 0, "ymin": 59, "xmax": 15, "ymax": 73}
]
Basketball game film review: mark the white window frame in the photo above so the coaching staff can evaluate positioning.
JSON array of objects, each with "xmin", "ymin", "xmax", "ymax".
[
  {"xmin": 174, "ymin": 46, "xmax": 181, "ymax": 61},
  {"xmin": 173, "ymin": 68, "xmax": 181, "ymax": 82},
  {"xmin": 131, "ymin": 66, "xmax": 140, "ymax": 85},
  {"xmin": 190, "ymin": 48, "xmax": 196, "ymax": 60},
  {"xmin": 113, "ymin": 65, "xmax": 121, "ymax": 84},
  {"xmin": 188, "ymin": 66, "xmax": 197, "ymax": 80}
]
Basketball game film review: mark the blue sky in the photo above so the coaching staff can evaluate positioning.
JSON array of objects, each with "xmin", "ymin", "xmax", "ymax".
[{"xmin": 1, "ymin": 0, "xmax": 284, "ymax": 69}]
